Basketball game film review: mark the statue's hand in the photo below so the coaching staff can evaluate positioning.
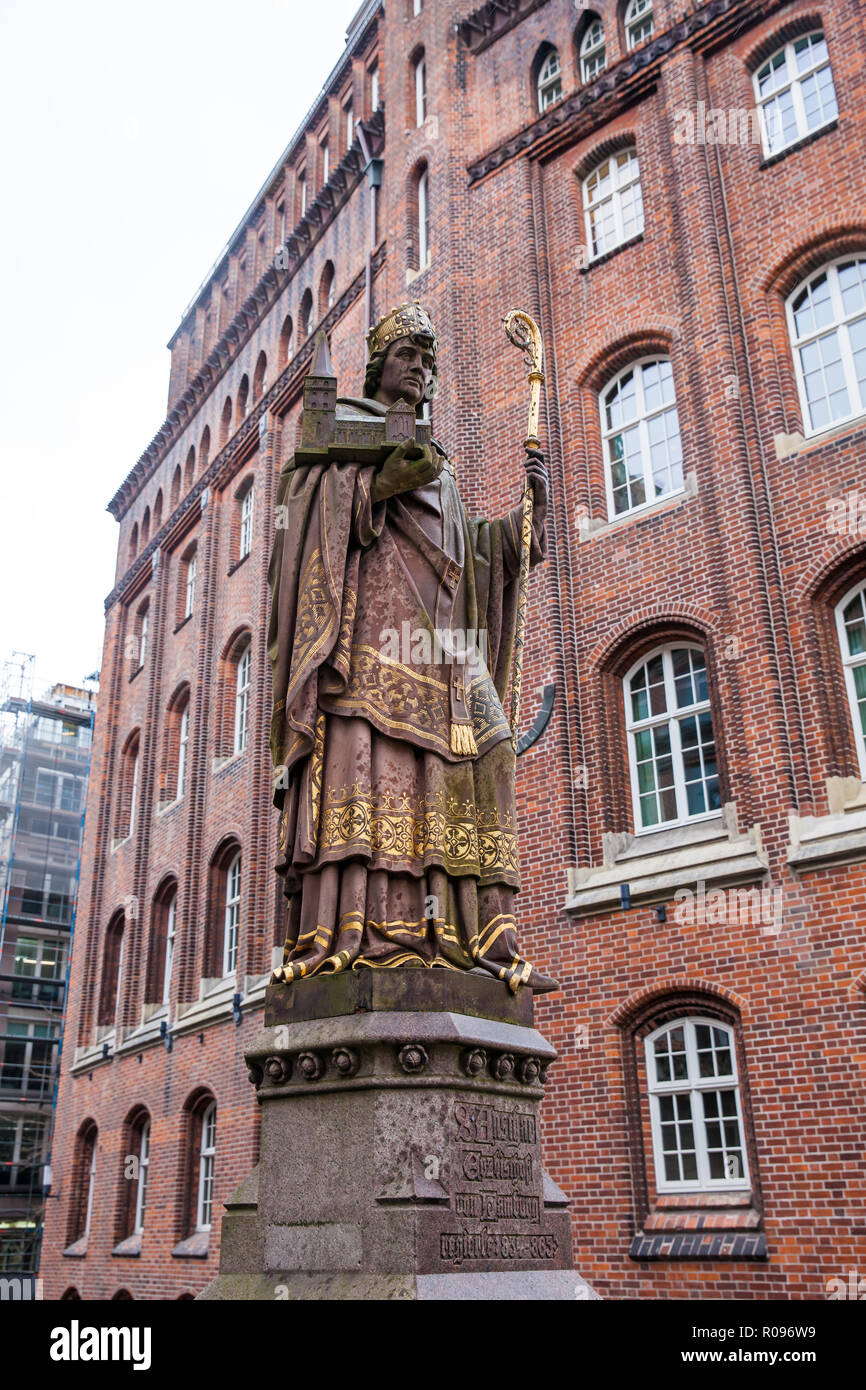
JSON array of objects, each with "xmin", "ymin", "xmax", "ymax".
[
  {"xmin": 524, "ymin": 447, "xmax": 548, "ymax": 529},
  {"xmin": 371, "ymin": 438, "xmax": 444, "ymax": 503}
]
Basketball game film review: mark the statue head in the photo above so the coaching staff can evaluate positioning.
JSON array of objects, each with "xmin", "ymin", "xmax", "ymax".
[{"xmin": 364, "ymin": 301, "xmax": 438, "ymax": 408}]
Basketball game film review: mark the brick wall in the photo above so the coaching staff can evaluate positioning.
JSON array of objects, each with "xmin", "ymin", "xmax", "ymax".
[{"xmin": 41, "ymin": 0, "xmax": 866, "ymax": 1299}]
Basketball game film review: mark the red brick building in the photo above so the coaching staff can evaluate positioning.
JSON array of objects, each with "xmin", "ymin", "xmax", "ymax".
[{"xmin": 41, "ymin": 0, "xmax": 866, "ymax": 1299}]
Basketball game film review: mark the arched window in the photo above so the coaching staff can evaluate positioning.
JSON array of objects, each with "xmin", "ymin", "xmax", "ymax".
[
  {"xmin": 184, "ymin": 446, "xmax": 195, "ymax": 489},
  {"xmin": 579, "ymin": 18, "xmax": 606, "ymax": 82},
  {"xmin": 196, "ymin": 1101, "xmax": 217, "ymax": 1230},
  {"xmin": 116, "ymin": 1108, "xmax": 150, "ymax": 1242},
  {"xmin": 601, "ymin": 357, "xmax": 683, "ymax": 517},
  {"xmin": 153, "ymin": 490, "xmax": 163, "ymax": 532},
  {"xmin": 413, "ymin": 49, "xmax": 426, "ymax": 127},
  {"xmin": 162, "ymin": 684, "xmax": 191, "ymax": 806},
  {"xmin": 68, "ymin": 1121, "xmax": 98, "ymax": 1245},
  {"xmin": 128, "ymin": 524, "xmax": 139, "ymax": 565},
  {"xmin": 753, "ymin": 31, "xmax": 837, "ymax": 159},
  {"xmin": 417, "ymin": 164, "xmax": 430, "ymax": 270},
  {"xmin": 319, "ymin": 261, "xmax": 335, "ymax": 318},
  {"xmin": 369, "ymin": 62, "xmax": 379, "ymax": 113},
  {"xmin": 536, "ymin": 47, "xmax": 562, "ymax": 113},
  {"xmin": 171, "ymin": 466, "xmax": 182, "ymax": 508},
  {"xmin": 624, "ymin": 0, "xmax": 654, "ymax": 50},
  {"xmin": 786, "ymin": 257, "xmax": 866, "ymax": 436},
  {"xmin": 836, "ymin": 581, "xmax": 866, "ymax": 778},
  {"xmin": 624, "ymin": 644, "xmax": 721, "ymax": 831},
  {"xmin": 223, "ymin": 852, "xmax": 241, "ymax": 976},
  {"xmin": 297, "ymin": 167, "xmax": 307, "ymax": 219},
  {"xmin": 60, "ymin": 1288, "xmax": 82, "ymax": 1300},
  {"xmin": 343, "ymin": 97, "xmax": 353, "ymax": 150},
  {"xmin": 300, "ymin": 288, "xmax": 313, "ymax": 340},
  {"xmin": 236, "ymin": 375, "xmax": 249, "ymax": 423},
  {"xmin": 180, "ymin": 542, "xmax": 197, "ymax": 623},
  {"xmin": 115, "ymin": 732, "xmax": 140, "ymax": 842},
  {"xmin": 253, "ymin": 350, "xmax": 267, "ymax": 399},
  {"xmin": 234, "ymin": 643, "xmax": 251, "ymax": 754},
  {"xmin": 238, "ymin": 480, "xmax": 255, "ymax": 560},
  {"xmin": 98, "ymin": 911, "xmax": 125, "ymax": 1026},
  {"xmin": 645, "ymin": 1017, "xmax": 749, "ymax": 1191},
  {"xmin": 141, "ymin": 507, "xmax": 151, "ymax": 547},
  {"xmin": 582, "ymin": 147, "xmax": 644, "ymax": 260},
  {"xmin": 133, "ymin": 1117, "xmax": 150, "ymax": 1233},
  {"xmin": 279, "ymin": 314, "xmax": 294, "ymax": 363},
  {"xmin": 177, "ymin": 703, "xmax": 190, "ymax": 797},
  {"xmin": 135, "ymin": 599, "xmax": 149, "ymax": 670},
  {"xmin": 199, "ymin": 426, "xmax": 210, "ymax": 473},
  {"xmin": 220, "ymin": 396, "xmax": 233, "ymax": 446},
  {"xmin": 147, "ymin": 879, "xmax": 178, "ymax": 1005}
]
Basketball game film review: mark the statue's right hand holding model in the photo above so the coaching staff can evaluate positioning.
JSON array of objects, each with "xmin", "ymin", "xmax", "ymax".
[{"xmin": 267, "ymin": 301, "xmax": 557, "ymax": 994}]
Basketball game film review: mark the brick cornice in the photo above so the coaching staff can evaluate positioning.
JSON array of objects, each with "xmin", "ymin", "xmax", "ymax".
[
  {"xmin": 107, "ymin": 110, "xmax": 385, "ymax": 522},
  {"xmin": 103, "ymin": 241, "xmax": 386, "ymax": 614},
  {"xmin": 465, "ymin": 0, "xmax": 790, "ymax": 185},
  {"xmin": 458, "ymin": 0, "xmax": 550, "ymax": 55}
]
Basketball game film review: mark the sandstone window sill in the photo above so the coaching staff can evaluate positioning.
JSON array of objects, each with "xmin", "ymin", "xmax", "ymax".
[
  {"xmin": 578, "ymin": 472, "xmax": 697, "ymax": 543},
  {"xmin": 156, "ymin": 795, "xmax": 183, "ymax": 817},
  {"xmin": 173, "ymin": 977, "xmax": 238, "ymax": 1036},
  {"xmin": 213, "ymin": 750, "xmax": 245, "ymax": 776},
  {"xmin": 171, "ymin": 1232, "xmax": 210, "ymax": 1259},
  {"xmin": 62, "ymin": 1237, "xmax": 88, "ymax": 1259},
  {"xmin": 787, "ymin": 779, "xmax": 866, "ymax": 871},
  {"xmin": 111, "ymin": 1232, "xmax": 142, "ymax": 1258},
  {"xmin": 564, "ymin": 805, "xmax": 767, "ymax": 919}
]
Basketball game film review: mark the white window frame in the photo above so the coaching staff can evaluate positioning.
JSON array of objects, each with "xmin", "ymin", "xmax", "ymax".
[
  {"xmin": 645, "ymin": 1017, "xmax": 750, "ymax": 1193},
  {"xmin": 177, "ymin": 705, "xmax": 189, "ymax": 799},
  {"xmin": 128, "ymin": 748, "xmax": 139, "ymax": 838},
  {"xmin": 138, "ymin": 608, "xmax": 148, "ymax": 669},
  {"xmin": 321, "ymin": 137, "xmax": 329, "ymax": 185},
  {"xmin": 786, "ymin": 256, "xmax": 866, "ymax": 438},
  {"xmin": 133, "ymin": 1119, "xmax": 150, "ymax": 1234},
  {"xmin": 344, "ymin": 100, "xmax": 354, "ymax": 149},
  {"xmin": 600, "ymin": 356, "xmax": 684, "ymax": 519},
  {"xmin": 299, "ymin": 170, "xmax": 307, "ymax": 216},
  {"xmin": 223, "ymin": 852, "xmax": 241, "ymax": 977},
  {"xmin": 836, "ymin": 580, "xmax": 866, "ymax": 780},
  {"xmin": 413, "ymin": 0, "xmax": 423, "ymax": 14},
  {"xmin": 536, "ymin": 49, "xmax": 562, "ymax": 113},
  {"xmin": 234, "ymin": 646, "xmax": 250, "ymax": 756},
  {"xmin": 370, "ymin": 64, "xmax": 379, "ymax": 113},
  {"xmin": 184, "ymin": 552, "xmax": 196, "ymax": 619},
  {"xmin": 582, "ymin": 147, "xmax": 644, "ymax": 261},
  {"xmin": 418, "ymin": 168, "xmax": 430, "ymax": 269},
  {"xmin": 753, "ymin": 31, "xmax": 838, "ymax": 159},
  {"xmin": 624, "ymin": 643, "xmax": 722, "ymax": 833},
  {"xmin": 83, "ymin": 1130, "xmax": 97, "ymax": 1237},
  {"xmin": 414, "ymin": 54, "xmax": 426, "ymax": 126},
  {"xmin": 162, "ymin": 893, "xmax": 176, "ymax": 1006},
  {"xmin": 580, "ymin": 20, "xmax": 606, "ymax": 82},
  {"xmin": 196, "ymin": 1102, "xmax": 216, "ymax": 1232},
  {"xmin": 239, "ymin": 484, "xmax": 254, "ymax": 559},
  {"xmin": 624, "ymin": 0, "xmax": 654, "ymax": 50}
]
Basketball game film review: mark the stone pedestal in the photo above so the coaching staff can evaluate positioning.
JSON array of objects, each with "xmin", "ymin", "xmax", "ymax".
[{"xmin": 199, "ymin": 972, "xmax": 598, "ymax": 1300}]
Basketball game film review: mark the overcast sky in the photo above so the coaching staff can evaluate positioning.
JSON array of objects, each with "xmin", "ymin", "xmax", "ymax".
[{"xmin": 0, "ymin": 0, "xmax": 361, "ymax": 700}]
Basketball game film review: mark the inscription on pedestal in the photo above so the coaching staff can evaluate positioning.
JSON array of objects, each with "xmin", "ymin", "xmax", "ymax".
[{"xmin": 418, "ymin": 1098, "xmax": 568, "ymax": 1273}]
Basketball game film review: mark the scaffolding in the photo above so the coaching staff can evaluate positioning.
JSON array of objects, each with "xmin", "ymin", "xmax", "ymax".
[{"xmin": 0, "ymin": 659, "xmax": 96, "ymax": 1273}]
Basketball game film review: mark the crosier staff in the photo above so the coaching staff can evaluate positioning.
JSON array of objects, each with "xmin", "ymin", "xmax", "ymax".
[{"xmin": 503, "ymin": 308, "xmax": 545, "ymax": 752}]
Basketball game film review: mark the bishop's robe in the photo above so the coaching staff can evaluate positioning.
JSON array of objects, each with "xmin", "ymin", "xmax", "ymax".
[{"xmin": 267, "ymin": 396, "xmax": 545, "ymax": 992}]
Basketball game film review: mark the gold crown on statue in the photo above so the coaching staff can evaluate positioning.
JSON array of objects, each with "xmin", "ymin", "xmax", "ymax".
[{"xmin": 366, "ymin": 300, "xmax": 438, "ymax": 357}]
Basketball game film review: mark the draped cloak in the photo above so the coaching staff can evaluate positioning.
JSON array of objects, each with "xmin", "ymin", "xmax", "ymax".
[{"xmin": 267, "ymin": 397, "xmax": 545, "ymax": 992}]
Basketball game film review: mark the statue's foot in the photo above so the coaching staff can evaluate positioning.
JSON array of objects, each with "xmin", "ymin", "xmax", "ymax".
[{"xmin": 527, "ymin": 968, "xmax": 559, "ymax": 993}]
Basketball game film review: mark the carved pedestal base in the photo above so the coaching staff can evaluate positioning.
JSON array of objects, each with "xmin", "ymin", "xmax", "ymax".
[{"xmin": 199, "ymin": 972, "xmax": 599, "ymax": 1300}]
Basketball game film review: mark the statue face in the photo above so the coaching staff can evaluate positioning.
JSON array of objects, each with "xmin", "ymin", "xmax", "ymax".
[{"xmin": 375, "ymin": 335, "xmax": 435, "ymax": 407}]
